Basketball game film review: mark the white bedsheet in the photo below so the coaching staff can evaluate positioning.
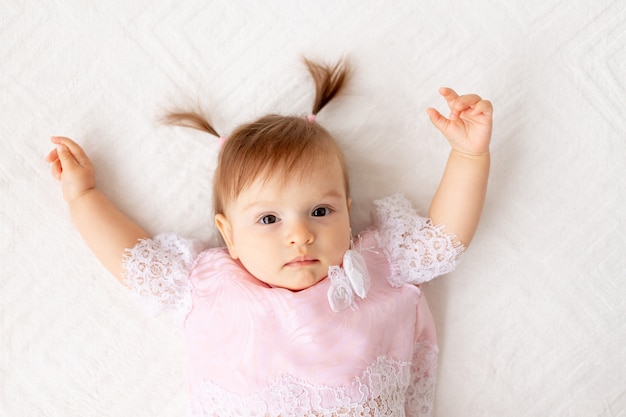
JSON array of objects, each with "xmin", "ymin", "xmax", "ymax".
[{"xmin": 1, "ymin": 0, "xmax": 624, "ymax": 416}]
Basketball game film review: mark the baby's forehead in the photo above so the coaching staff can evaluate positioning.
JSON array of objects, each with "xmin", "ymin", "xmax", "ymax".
[
  {"xmin": 258, "ymin": 154, "xmax": 346, "ymax": 189},
  {"xmin": 225, "ymin": 154, "xmax": 349, "ymax": 209}
]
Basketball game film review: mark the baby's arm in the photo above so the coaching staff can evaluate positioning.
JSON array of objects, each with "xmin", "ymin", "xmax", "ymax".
[
  {"xmin": 426, "ymin": 88, "xmax": 493, "ymax": 248},
  {"xmin": 46, "ymin": 136, "xmax": 149, "ymax": 283}
]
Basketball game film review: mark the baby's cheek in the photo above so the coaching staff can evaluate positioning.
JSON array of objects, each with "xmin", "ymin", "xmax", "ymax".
[
  {"xmin": 333, "ymin": 241, "xmax": 351, "ymax": 265},
  {"xmin": 237, "ymin": 250, "xmax": 269, "ymax": 276}
]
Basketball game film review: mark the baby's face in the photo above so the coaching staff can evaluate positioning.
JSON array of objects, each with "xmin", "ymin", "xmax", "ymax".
[{"xmin": 215, "ymin": 156, "xmax": 351, "ymax": 291}]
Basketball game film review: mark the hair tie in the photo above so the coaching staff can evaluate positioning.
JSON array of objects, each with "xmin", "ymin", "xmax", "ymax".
[
  {"xmin": 219, "ymin": 136, "xmax": 228, "ymax": 147},
  {"xmin": 306, "ymin": 114, "xmax": 317, "ymax": 123}
]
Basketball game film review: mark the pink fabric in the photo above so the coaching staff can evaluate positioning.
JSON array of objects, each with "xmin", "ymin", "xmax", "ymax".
[
  {"xmin": 184, "ymin": 230, "xmax": 435, "ymax": 393},
  {"xmin": 122, "ymin": 194, "xmax": 462, "ymax": 416}
]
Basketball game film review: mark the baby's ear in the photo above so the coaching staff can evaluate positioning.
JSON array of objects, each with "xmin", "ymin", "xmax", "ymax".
[{"xmin": 215, "ymin": 214, "xmax": 238, "ymax": 259}]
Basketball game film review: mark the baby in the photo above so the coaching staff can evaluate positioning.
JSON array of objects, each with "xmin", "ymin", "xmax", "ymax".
[{"xmin": 47, "ymin": 59, "xmax": 492, "ymax": 416}]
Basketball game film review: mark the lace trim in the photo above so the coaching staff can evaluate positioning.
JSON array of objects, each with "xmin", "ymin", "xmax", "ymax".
[
  {"xmin": 373, "ymin": 194, "xmax": 464, "ymax": 287},
  {"xmin": 122, "ymin": 234, "xmax": 205, "ymax": 323},
  {"xmin": 190, "ymin": 343, "xmax": 437, "ymax": 417},
  {"xmin": 405, "ymin": 342, "xmax": 438, "ymax": 417}
]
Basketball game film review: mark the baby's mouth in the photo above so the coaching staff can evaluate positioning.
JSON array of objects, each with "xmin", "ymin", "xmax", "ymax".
[{"xmin": 284, "ymin": 256, "xmax": 319, "ymax": 267}]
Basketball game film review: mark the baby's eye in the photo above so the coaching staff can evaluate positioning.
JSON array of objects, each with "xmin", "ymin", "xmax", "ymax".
[
  {"xmin": 259, "ymin": 214, "xmax": 279, "ymax": 225},
  {"xmin": 312, "ymin": 207, "xmax": 331, "ymax": 217}
]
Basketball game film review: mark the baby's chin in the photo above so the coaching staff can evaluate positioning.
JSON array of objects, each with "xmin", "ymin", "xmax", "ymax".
[{"xmin": 262, "ymin": 275, "xmax": 329, "ymax": 292}]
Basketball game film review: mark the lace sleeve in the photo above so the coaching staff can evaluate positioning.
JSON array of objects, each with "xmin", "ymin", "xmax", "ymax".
[
  {"xmin": 373, "ymin": 194, "xmax": 464, "ymax": 287},
  {"xmin": 122, "ymin": 233, "xmax": 207, "ymax": 320}
]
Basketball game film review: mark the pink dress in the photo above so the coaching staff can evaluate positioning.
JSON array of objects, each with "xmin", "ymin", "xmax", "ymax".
[{"xmin": 123, "ymin": 194, "xmax": 463, "ymax": 417}]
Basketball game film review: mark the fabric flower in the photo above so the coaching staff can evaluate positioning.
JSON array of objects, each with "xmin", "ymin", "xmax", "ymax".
[
  {"xmin": 327, "ymin": 266, "xmax": 354, "ymax": 312},
  {"xmin": 327, "ymin": 250, "xmax": 371, "ymax": 312},
  {"xmin": 343, "ymin": 249, "xmax": 371, "ymax": 298}
]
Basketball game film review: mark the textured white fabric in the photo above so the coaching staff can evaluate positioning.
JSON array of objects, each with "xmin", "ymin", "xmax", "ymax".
[
  {"xmin": 189, "ymin": 346, "xmax": 436, "ymax": 417},
  {"xmin": 373, "ymin": 194, "xmax": 463, "ymax": 286},
  {"xmin": 122, "ymin": 234, "xmax": 206, "ymax": 323},
  {"xmin": 327, "ymin": 249, "xmax": 371, "ymax": 312},
  {"xmin": 4, "ymin": 1, "xmax": 625, "ymax": 416},
  {"xmin": 190, "ymin": 342, "xmax": 438, "ymax": 417}
]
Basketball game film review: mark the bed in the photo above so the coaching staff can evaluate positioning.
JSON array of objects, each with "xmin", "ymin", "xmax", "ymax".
[{"xmin": 1, "ymin": 0, "xmax": 624, "ymax": 415}]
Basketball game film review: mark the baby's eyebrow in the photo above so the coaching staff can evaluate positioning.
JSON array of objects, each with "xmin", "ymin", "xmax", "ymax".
[
  {"xmin": 241, "ymin": 191, "xmax": 345, "ymax": 212},
  {"xmin": 318, "ymin": 190, "xmax": 345, "ymax": 200},
  {"xmin": 240, "ymin": 200, "xmax": 274, "ymax": 212}
]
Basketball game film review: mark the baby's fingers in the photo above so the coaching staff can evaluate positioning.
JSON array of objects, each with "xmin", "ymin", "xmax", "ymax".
[
  {"xmin": 426, "ymin": 107, "xmax": 450, "ymax": 135},
  {"xmin": 452, "ymin": 94, "xmax": 483, "ymax": 113},
  {"xmin": 45, "ymin": 146, "xmax": 63, "ymax": 180},
  {"xmin": 45, "ymin": 147, "xmax": 58, "ymax": 163},
  {"xmin": 50, "ymin": 136, "xmax": 91, "ymax": 169},
  {"xmin": 439, "ymin": 88, "xmax": 483, "ymax": 120},
  {"xmin": 439, "ymin": 87, "xmax": 459, "ymax": 110},
  {"xmin": 49, "ymin": 158, "xmax": 62, "ymax": 180},
  {"xmin": 470, "ymin": 99, "xmax": 493, "ymax": 116},
  {"xmin": 56, "ymin": 143, "xmax": 79, "ymax": 171}
]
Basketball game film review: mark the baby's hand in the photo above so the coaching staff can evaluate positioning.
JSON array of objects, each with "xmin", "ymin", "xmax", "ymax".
[
  {"xmin": 426, "ymin": 87, "xmax": 493, "ymax": 156},
  {"xmin": 45, "ymin": 136, "xmax": 95, "ymax": 203}
]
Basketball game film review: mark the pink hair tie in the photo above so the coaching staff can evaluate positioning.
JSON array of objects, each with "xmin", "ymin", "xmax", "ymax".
[
  {"xmin": 218, "ymin": 136, "xmax": 228, "ymax": 147},
  {"xmin": 306, "ymin": 114, "xmax": 316, "ymax": 122}
]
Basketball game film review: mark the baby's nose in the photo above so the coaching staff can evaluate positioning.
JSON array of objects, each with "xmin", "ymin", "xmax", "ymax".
[{"xmin": 286, "ymin": 221, "xmax": 314, "ymax": 245}]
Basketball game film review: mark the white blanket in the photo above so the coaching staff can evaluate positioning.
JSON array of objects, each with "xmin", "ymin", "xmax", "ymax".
[{"xmin": 2, "ymin": 0, "xmax": 624, "ymax": 416}]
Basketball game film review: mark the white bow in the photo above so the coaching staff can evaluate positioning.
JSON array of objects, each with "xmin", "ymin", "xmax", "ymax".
[{"xmin": 327, "ymin": 249, "xmax": 371, "ymax": 312}]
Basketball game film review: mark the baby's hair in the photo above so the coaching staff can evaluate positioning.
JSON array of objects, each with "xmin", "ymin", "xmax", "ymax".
[
  {"xmin": 163, "ymin": 58, "xmax": 351, "ymax": 216},
  {"xmin": 162, "ymin": 111, "xmax": 221, "ymax": 137},
  {"xmin": 304, "ymin": 58, "xmax": 350, "ymax": 116}
]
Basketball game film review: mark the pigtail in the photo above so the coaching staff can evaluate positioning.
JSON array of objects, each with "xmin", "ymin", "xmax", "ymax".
[
  {"xmin": 304, "ymin": 58, "xmax": 350, "ymax": 116},
  {"xmin": 162, "ymin": 111, "xmax": 221, "ymax": 138}
]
